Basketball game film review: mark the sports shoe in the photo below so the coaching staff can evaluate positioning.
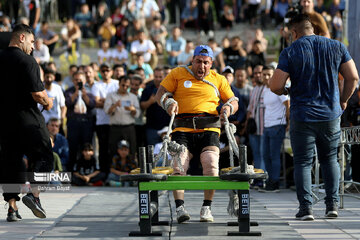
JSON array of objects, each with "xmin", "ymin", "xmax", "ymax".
[
  {"xmin": 6, "ymin": 206, "xmax": 21, "ymax": 222},
  {"xmin": 295, "ymin": 208, "xmax": 314, "ymax": 221},
  {"xmin": 22, "ymin": 193, "xmax": 46, "ymax": 218},
  {"xmin": 200, "ymin": 206, "xmax": 214, "ymax": 222},
  {"xmin": 325, "ymin": 205, "xmax": 338, "ymax": 218},
  {"xmin": 258, "ymin": 181, "xmax": 280, "ymax": 193},
  {"xmin": 176, "ymin": 205, "xmax": 190, "ymax": 223}
]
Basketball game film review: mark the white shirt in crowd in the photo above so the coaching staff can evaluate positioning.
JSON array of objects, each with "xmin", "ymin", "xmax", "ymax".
[
  {"xmin": 97, "ymin": 49, "xmax": 113, "ymax": 64},
  {"xmin": 263, "ymin": 87, "xmax": 288, "ymax": 128},
  {"xmin": 33, "ymin": 44, "xmax": 50, "ymax": 63},
  {"xmin": 103, "ymin": 91, "xmax": 140, "ymax": 125},
  {"xmin": 130, "ymin": 39, "xmax": 156, "ymax": 62},
  {"xmin": 112, "ymin": 48, "xmax": 128, "ymax": 64},
  {"xmin": 40, "ymin": 83, "xmax": 65, "ymax": 123},
  {"xmin": 91, "ymin": 79, "xmax": 119, "ymax": 125}
]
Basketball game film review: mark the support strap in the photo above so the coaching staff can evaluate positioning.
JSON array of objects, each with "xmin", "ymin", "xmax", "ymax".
[{"xmin": 181, "ymin": 65, "xmax": 220, "ymax": 98}]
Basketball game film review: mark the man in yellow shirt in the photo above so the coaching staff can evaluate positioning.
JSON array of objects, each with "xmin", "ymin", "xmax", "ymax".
[{"xmin": 155, "ymin": 45, "xmax": 239, "ymax": 223}]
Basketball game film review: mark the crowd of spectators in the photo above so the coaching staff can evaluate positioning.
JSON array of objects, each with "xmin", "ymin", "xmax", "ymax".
[{"xmin": 0, "ymin": 0, "xmax": 358, "ymax": 188}]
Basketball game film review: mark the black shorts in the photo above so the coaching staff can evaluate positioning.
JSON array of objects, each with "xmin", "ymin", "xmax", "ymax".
[{"xmin": 171, "ymin": 131, "xmax": 220, "ymax": 157}]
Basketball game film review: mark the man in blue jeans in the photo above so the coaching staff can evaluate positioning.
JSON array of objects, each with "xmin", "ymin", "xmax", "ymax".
[{"xmin": 270, "ymin": 14, "xmax": 359, "ymax": 220}]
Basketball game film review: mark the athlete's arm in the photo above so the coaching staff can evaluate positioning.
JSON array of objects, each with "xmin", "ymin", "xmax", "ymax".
[{"xmin": 155, "ymin": 85, "xmax": 178, "ymax": 115}]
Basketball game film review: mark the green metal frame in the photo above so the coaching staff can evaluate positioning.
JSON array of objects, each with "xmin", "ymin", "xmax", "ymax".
[{"xmin": 139, "ymin": 176, "xmax": 249, "ymax": 191}]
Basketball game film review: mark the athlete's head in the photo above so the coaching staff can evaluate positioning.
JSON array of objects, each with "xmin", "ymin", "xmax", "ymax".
[{"xmin": 192, "ymin": 45, "xmax": 213, "ymax": 80}]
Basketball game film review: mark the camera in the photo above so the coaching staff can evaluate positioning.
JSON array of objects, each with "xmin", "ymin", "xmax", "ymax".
[
  {"xmin": 285, "ymin": 1, "xmax": 303, "ymax": 20},
  {"xmin": 78, "ymin": 82, "xmax": 83, "ymax": 90}
]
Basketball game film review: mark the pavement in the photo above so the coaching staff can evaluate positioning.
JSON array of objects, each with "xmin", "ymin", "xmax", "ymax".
[{"xmin": 1, "ymin": 186, "xmax": 359, "ymax": 240}]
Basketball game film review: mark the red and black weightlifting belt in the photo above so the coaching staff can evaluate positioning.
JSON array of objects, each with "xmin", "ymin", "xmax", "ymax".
[{"xmin": 174, "ymin": 113, "xmax": 221, "ymax": 130}]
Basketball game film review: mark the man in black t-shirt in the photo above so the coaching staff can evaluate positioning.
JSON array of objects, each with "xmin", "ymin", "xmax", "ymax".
[
  {"xmin": 140, "ymin": 67, "xmax": 171, "ymax": 145},
  {"xmin": 0, "ymin": 24, "xmax": 54, "ymax": 222},
  {"xmin": 222, "ymin": 36, "xmax": 247, "ymax": 70}
]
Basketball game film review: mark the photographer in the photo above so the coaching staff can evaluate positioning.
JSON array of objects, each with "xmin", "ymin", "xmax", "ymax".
[
  {"xmin": 64, "ymin": 71, "xmax": 96, "ymax": 171},
  {"xmin": 300, "ymin": 0, "xmax": 330, "ymax": 38}
]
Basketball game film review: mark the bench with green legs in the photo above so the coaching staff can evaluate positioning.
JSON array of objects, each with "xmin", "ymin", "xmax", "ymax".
[{"xmin": 121, "ymin": 146, "xmax": 265, "ymax": 237}]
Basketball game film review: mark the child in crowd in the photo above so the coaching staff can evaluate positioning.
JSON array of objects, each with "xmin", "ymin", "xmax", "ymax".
[
  {"xmin": 106, "ymin": 140, "xmax": 137, "ymax": 187},
  {"xmin": 97, "ymin": 40, "xmax": 113, "ymax": 65},
  {"xmin": 72, "ymin": 143, "xmax": 106, "ymax": 186},
  {"xmin": 112, "ymin": 40, "xmax": 128, "ymax": 66}
]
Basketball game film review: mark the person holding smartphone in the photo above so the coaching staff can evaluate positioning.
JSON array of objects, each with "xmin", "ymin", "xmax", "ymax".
[
  {"xmin": 64, "ymin": 71, "xmax": 96, "ymax": 171},
  {"xmin": 104, "ymin": 75, "xmax": 140, "ymax": 159}
]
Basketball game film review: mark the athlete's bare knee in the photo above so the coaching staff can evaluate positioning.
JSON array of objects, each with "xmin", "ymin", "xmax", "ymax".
[{"xmin": 200, "ymin": 150, "xmax": 219, "ymax": 176}]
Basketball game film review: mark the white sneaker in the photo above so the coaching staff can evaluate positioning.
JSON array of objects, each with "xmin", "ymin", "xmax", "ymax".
[
  {"xmin": 200, "ymin": 206, "xmax": 214, "ymax": 222},
  {"xmin": 176, "ymin": 205, "xmax": 190, "ymax": 223}
]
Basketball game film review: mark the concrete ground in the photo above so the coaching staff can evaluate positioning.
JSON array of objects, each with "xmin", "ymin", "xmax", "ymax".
[{"xmin": 1, "ymin": 187, "xmax": 359, "ymax": 240}]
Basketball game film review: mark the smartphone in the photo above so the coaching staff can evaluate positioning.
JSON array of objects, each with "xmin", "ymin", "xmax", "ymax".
[
  {"xmin": 78, "ymin": 82, "xmax": 83, "ymax": 90},
  {"xmin": 123, "ymin": 100, "xmax": 131, "ymax": 107}
]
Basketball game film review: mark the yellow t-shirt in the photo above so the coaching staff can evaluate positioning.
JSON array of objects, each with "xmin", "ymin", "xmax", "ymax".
[{"xmin": 161, "ymin": 66, "xmax": 234, "ymax": 134}]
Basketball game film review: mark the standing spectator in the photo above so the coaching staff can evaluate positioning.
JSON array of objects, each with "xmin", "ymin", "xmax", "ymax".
[
  {"xmin": 65, "ymin": 71, "xmax": 96, "ymax": 171},
  {"xmin": 92, "ymin": 63, "xmax": 119, "ymax": 173},
  {"xmin": 181, "ymin": 0, "xmax": 198, "ymax": 30},
  {"xmin": 166, "ymin": 27, "xmax": 186, "ymax": 67},
  {"xmin": 47, "ymin": 118, "xmax": 69, "ymax": 171},
  {"xmin": 314, "ymin": 0, "xmax": 326, "ymax": 14},
  {"xmin": 130, "ymin": 30, "xmax": 157, "ymax": 68},
  {"xmin": 112, "ymin": 40, "xmax": 128, "ymax": 66},
  {"xmin": 98, "ymin": 16, "xmax": 116, "ymax": 47},
  {"xmin": 269, "ymin": 14, "xmax": 358, "ymax": 220},
  {"xmin": 222, "ymin": 36, "xmax": 247, "ymax": 70},
  {"xmin": 74, "ymin": 3, "xmax": 93, "ymax": 39},
  {"xmin": 177, "ymin": 40, "xmax": 194, "ymax": 66},
  {"xmin": 140, "ymin": 67, "xmax": 170, "ymax": 145},
  {"xmin": 247, "ymin": 0, "xmax": 261, "ymax": 25},
  {"xmin": 36, "ymin": 21, "xmax": 59, "ymax": 55},
  {"xmin": 72, "ymin": 143, "xmax": 106, "ymax": 186},
  {"xmin": 300, "ymin": 0, "xmax": 330, "ymax": 38},
  {"xmin": 97, "ymin": 40, "xmax": 113, "ymax": 65},
  {"xmin": 41, "ymin": 68, "xmax": 66, "ymax": 125},
  {"xmin": 60, "ymin": 18, "xmax": 81, "ymax": 55},
  {"xmin": 232, "ymin": 67, "xmax": 253, "ymax": 108},
  {"xmin": 245, "ymin": 65, "xmax": 265, "ymax": 172},
  {"xmin": 198, "ymin": 0, "xmax": 214, "ymax": 37},
  {"xmin": 220, "ymin": 3, "xmax": 234, "ymax": 31},
  {"xmin": 22, "ymin": 0, "xmax": 41, "ymax": 32},
  {"xmin": 273, "ymin": 0, "xmax": 289, "ymax": 26},
  {"xmin": 246, "ymin": 40, "xmax": 266, "ymax": 76},
  {"xmin": 259, "ymin": 66, "xmax": 289, "ymax": 193},
  {"xmin": 62, "ymin": 64, "xmax": 78, "ymax": 91},
  {"xmin": 104, "ymin": 76, "xmax": 140, "ymax": 158},
  {"xmin": 84, "ymin": 65, "xmax": 97, "ymax": 92},
  {"xmin": 32, "ymin": 38, "xmax": 50, "ymax": 64}
]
